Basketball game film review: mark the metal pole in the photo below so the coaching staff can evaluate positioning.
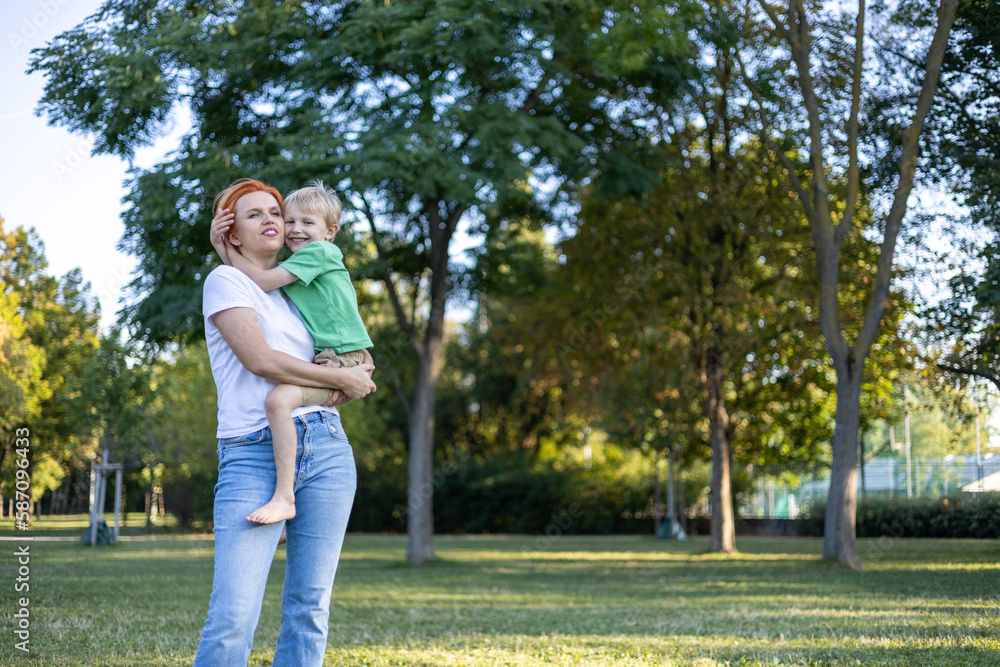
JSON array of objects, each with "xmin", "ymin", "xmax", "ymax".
[
  {"xmin": 973, "ymin": 379, "xmax": 984, "ymax": 493},
  {"xmin": 653, "ymin": 452, "xmax": 661, "ymax": 536},
  {"xmin": 667, "ymin": 449, "xmax": 676, "ymax": 536},
  {"xmin": 860, "ymin": 431, "xmax": 867, "ymax": 500},
  {"xmin": 93, "ymin": 473, "xmax": 104, "ymax": 546},
  {"xmin": 113, "ymin": 467, "xmax": 122, "ymax": 544},
  {"xmin": 904, "ymin": 384, "xmax": 912, "ymax": 499},
  {"xmin": 89, "ymin": 457, "xmax": 98, "ymax": 546}
]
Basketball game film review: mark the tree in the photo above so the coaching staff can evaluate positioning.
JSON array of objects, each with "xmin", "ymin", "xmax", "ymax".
[
  {"xmin": 68, "ymin": 327, "xmax": 154, "ymax": 524},
  {"xmin": 0, "ymin": 220, "xmax": 102, "ymax": 515},
  {"xmin": 0, "ymin": 218, "xmax": 50, "ymax": 461},
  {"xmin": 518, "ymin": 2, "xmax": 837, "ymax": 553},
  {"xmin": 749, "ymin": 0, "xmax": 959, "ymax": 567},
  {"xmin": 0, "ymin": 290, "xmax": 49, "ymax": 495},
  {"xmin": 545, "ymin": 138, "xmax": 829, "ymax": 553},
  {"xmin": 29, "ymin": 0, "xmax": 698, "ymax": 562},
  {"xmin": 143, "ymin": 341, "xmax": 220, "ymax": 528}
]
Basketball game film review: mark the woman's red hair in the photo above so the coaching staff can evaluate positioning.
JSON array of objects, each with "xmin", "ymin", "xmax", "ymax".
[{"xmin": 213, "ymin": 178, "xmax": 283, "ymax": 215}]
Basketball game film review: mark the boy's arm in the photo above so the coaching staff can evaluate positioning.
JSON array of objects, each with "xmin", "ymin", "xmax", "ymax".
[
  {"xmin": 210, "ymin": 208, "xmax": 235, "ymax": 266},
  {"xmin": 228, "ymin": 250, "xmax": 299, "ymax": 292}
]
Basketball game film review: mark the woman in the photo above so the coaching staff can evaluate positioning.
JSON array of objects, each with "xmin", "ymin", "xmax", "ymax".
[{"xmin": 192, "ymin": 178, "xmax": 376, "ymax": 666}]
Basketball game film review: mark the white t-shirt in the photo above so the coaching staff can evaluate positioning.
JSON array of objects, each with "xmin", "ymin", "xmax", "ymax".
[{"xmin": 203, "ymin": 265, "xmax": 335, "ymax": 438}]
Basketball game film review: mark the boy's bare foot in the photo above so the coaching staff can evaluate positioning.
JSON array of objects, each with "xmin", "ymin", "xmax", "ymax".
[{"xmin": 246, "ymin": 499, "xmax": 296, "ymax": 525}]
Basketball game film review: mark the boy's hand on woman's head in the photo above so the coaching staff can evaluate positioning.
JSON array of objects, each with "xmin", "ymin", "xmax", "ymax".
[{"xmin": 210, "ymin": 208, "xmax": 237, "ymax": 265}]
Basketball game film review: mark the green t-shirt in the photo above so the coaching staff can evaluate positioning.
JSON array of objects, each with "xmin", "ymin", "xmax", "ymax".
[{"xmin": 279, "ymin": 241, "xmax": 373, "ymax": 353}]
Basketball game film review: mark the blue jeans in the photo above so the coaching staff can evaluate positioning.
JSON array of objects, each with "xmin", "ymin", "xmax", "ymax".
[{"xmin": 192, "ymin": 410, "xmax": 356, "ymax": 667}]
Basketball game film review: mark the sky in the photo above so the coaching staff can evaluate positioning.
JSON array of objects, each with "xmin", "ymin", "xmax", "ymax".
[{"xmin": 1, "ymin": 0, "xmax": 183, "ymax": 329}]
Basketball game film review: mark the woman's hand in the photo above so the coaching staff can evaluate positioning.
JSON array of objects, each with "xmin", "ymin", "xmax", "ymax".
[
  {"xmin": 340, "ymin": 364, "xmax": 377, "ymax": 400},
  {"xmin": 323, "ymin": 354, "xmax": 375, "ymax": 407},
  {"xmin": 211, "ymin": 208, "xmax": 236, "ymax": 266}
]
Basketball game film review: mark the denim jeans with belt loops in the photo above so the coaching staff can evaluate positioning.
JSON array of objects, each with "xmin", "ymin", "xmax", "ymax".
[{"xmin": 192, "ymin": 409, "xmax": 356, "ymax": 667}]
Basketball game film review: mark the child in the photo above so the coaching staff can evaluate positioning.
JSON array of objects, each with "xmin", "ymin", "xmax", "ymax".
[{"xmin": 210, "ymin": 180, "xmax": 373, "ymax": 524}]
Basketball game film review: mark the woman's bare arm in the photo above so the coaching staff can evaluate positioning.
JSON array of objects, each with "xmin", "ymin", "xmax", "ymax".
[{"xmin": 212, "ymin": 307, "xmax": 376, "ymax": 398}]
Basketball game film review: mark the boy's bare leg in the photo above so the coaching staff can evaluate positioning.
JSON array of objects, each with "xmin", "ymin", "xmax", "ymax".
[{"xmin": 246, "ymin": 384, "xmax": 307, "ymax": 524}]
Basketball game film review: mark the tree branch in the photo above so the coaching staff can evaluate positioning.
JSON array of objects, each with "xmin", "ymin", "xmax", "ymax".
[
  {"xmin": 357, "ymin": 194, "xmax": 424, "ymax": 358},
  {"xmin": 734, "ymin": 48, "xmax": 815, "ymax": 224},
  {"xmin": 762, "ymin": 0, "xmax": 852, "ymax": 368},
  {"xmin": 853, "ymin": 0, "xmax": 959, "ymax": 362},
  {"xmin": 937, "ymin": 363, "xmax": 1000, "ymax": 393},
  {"xmin": 756, "ymin": 0, "xmax": 791, "ymax": 42},
  {"xmin": 445, "ymin": 203, "xmax": 467, "ymax": 241},
  {"xmin": 838, "ymin": 0, "xmax": 866, "ymax": 246},
  {"xmin": 882, "ymin": 44, "xmax": 980, "ymax": 131},
  {"xmin": 786, "ymin": 0, "xmax": 833, "ymax": 230}
]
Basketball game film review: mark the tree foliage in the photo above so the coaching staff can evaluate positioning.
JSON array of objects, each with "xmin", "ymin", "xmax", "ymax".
[
  {"xmin": 30, "ymin": 0, "xmax": 702, "ymax": 562},
  {"xmin": 910, "ymin": 0, "xmax": 1000, "ymax": 393},
  {"xmin": 29, "ymin": 0, "xmax": 698, "ymax": 346},
  {"xmin": 0, "ymin": 219, "xmax": 102, "ymax": 506}
]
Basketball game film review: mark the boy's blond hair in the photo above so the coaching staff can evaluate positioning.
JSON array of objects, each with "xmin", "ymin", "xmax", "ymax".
[{"xmin": 283, "ymin": 180, "xmax": 343, "ymax": 231}]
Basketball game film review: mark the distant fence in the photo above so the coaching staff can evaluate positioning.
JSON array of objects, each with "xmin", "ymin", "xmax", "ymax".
[{"xmin": 742, "ymin": 455, "xmax": 1000, "ymax": 519}]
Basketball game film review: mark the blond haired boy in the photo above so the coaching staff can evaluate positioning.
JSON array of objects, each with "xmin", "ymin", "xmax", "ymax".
[{"xmin": 211, "ymin": 180, "xmax": 372, "ymax": 524}]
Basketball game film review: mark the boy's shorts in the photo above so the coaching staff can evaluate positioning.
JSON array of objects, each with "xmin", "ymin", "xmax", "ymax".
[
  {"xmin": 314, "ymin": 348, "xmax": 365, "ymax": 368},
  {"xmin": 299, "ymin": 349, "xmax": 367, "ymax": 406}
]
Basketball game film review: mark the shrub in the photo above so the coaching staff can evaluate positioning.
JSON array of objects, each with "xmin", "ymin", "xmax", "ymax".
[
  {"xmin": 806, "ymin": 493, "xmax": 1000, "ymax": 539},
  {"xmin": 351, "ymin": 451, "xmax": 657, "ymax": 535}
]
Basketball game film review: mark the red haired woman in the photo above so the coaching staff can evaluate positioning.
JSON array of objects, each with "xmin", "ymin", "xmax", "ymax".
[{"xmin": 192, "ymin": 179, "xmax": 375, "ymax": 666}]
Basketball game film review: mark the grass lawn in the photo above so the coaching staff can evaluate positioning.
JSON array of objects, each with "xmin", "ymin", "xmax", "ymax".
[{"xmin": 1, "ymin": 515, "xmax": 999, "ymax": 666}]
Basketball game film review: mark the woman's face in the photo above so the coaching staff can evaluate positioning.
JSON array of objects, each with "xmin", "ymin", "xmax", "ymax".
[{"xmin": 227, "ymin": 191, "xmax": 285, "ymax": 258}]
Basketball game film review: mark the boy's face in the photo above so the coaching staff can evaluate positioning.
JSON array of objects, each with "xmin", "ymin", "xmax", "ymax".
[{"xmin": 283, "ymin": 202, "xmax": 339, "ymax": 253}]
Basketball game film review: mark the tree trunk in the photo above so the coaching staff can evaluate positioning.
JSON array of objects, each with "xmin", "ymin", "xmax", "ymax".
[
  {"xmin": 704, "ymin": 349, "xmax": 736, "ymax": 554},
  {"xmin": 406, "ymin": 350, "xmax": 441, "ymax": 564},
  {"xmin": 406, "ymin": 225, "xmax": 448, "ymax": 563},
  {"xmin": 370, "ymin": 199, "xmax": 460, "ymax": 565},
  {"xmin": 823, "ymin": 366, "xmax": 863, "ymax": 568}
]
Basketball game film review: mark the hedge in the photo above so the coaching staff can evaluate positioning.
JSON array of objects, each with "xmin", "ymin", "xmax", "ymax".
[
  {"xmin": 806, "ymin": 493, "xmax": 1000, "ymax": 539},
  {"xmin": 351, "ymin": 452, "xmax": 657, "ymax": 535}
]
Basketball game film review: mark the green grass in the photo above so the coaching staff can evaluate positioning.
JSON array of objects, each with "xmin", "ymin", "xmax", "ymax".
[{"xmin": 1, "ymin": 515, "xmax": 999, "ymax": 665}]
